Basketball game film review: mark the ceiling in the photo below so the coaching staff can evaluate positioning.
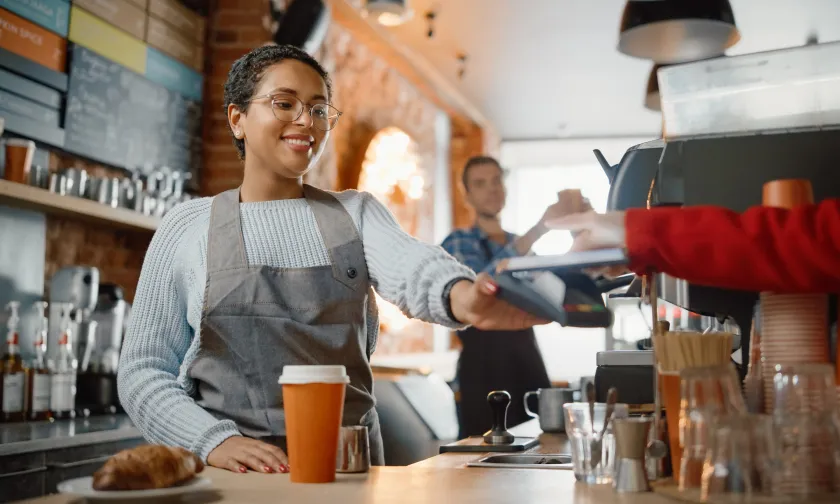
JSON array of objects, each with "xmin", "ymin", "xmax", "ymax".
[{"xmin": 379, "ymin": 0, "xmax": 840, "ymax": 141}]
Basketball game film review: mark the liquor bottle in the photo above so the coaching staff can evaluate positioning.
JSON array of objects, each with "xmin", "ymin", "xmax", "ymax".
[
  {"xmin": 1, "ymin": 302, "xmax": 25, "ymax": 423},
  {"xmin": 26, "ymin": 302, "xmax": 51, "ymax": 421},
  {"xmin": 50, "ymin": 308, "xmax": 77, "ymax": 420}
]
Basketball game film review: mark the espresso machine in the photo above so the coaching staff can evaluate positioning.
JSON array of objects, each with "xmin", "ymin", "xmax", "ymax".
[{"xmin": 596, "ymin": 41, "xmax": 840, "ymax": 380}]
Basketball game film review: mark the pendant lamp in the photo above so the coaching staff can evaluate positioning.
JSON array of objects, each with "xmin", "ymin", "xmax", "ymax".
[
  {"xmin": 363, "ymin": 0, "xmax": 413, "ymax": 27},
  {"xmin": 618, "ymin": 0, "xmax": 739, "ymax": 64}
]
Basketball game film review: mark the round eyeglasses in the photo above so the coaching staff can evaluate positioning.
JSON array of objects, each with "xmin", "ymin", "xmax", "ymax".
[{"xmin": 247, "ymin": 93, "xmax": 342, "ymax": 131}]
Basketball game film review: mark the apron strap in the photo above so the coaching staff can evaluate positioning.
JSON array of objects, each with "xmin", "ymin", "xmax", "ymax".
[
  {"xmin": 207, "ymin": 188, "xmax": 249, "ymax": 272},
  {"xmin": 303, "ymin": 185, "xmax": 368, "ymax": 291}
]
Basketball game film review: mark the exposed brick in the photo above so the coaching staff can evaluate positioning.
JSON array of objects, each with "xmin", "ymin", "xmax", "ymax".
[
  {"xmin": 209, "ymin": 48, "xmax": 250, "ymax": 66},
  {"xmin": 215, "ymin": 0, "xmax": 264, "ymax": 12},
  {"xmin": 236, "ymin": 27, "xmax": 268, "ymax": 45},
  {"xmin": 207, "ymin": 127, "xmax": 236, "ymax": 146},
  {"xmin": 203, "ymin": 165, "xmax": 243, "ymax": 181},
  {"xmin": 213, "ymin": 11, "xmax": 265, "ymax": 28},
  {"xmin": 214, "ymin": 29, "xmax": 238, "ymax": 43}
]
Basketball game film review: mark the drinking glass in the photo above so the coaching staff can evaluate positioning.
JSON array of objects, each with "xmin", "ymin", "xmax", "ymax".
[
  {"xmin": 700, "ymin": 414, "xmax": 779, "ymax": 500},
  {"xmin": 678, "ymin": 364, "xmax": 746, "ymax": 491},
  {"xmin": 771, "ymin": 364, "xmax": 840, "ymax": 496},
  {"xmin": 563, "ymin": 402, "xmax": 629, "ymax": 484},
  {"xmin": 771, "ymin": 364, "xmax": 837, "ymax": 415}
]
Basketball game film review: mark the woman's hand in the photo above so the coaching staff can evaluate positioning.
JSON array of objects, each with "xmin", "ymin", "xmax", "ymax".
[
  {"xmin": 207, "ymin": 436, "xmax": 289, "ymax": 474},
  {"xmin": 449, "ymin": 274, "xmax": 550, "ymax": 330}
]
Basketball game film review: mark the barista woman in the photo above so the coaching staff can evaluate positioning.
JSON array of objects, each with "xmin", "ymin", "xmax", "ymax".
[
  {"xmin": 118, "ymin": 45, "xmax": 546, "ymax": 475},
  {"xmin": 546, "ymin": 200, "xmax": 840, "ymax": 292}
]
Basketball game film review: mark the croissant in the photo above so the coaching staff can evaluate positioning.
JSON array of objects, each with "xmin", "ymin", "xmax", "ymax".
[{"xmin": 92, "ymin": 445, "xmax": 204, "ymax": 491}]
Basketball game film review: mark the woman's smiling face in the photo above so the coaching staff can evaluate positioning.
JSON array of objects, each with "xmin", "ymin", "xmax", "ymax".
[{"xmin": 230, "ymin": 59, "xmax": 331, "ymax": 179}]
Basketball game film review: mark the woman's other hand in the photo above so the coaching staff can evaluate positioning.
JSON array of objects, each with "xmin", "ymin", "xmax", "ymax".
[{"xmin": 207, "ymin": 436, "xmax": 289, "ymax": 474}]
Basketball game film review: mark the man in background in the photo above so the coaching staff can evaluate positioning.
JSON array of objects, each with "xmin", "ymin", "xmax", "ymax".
[{"xmin": 442, "ymin": 156, "xmax": 588, "ymax": 437}]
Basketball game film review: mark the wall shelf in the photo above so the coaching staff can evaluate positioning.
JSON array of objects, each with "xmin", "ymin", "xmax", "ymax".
[{"xmin": 0, "ymin": 180, "xmax": 159, "ymax": 232}]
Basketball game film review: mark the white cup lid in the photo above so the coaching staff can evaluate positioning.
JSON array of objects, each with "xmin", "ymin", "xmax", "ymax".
[
  {"xmin": 5, "ymin": 138, "xmax": 35, "ymax": 148},
  {"xmin": 278, "ymin": 365, "xmax": 349, "ymax": 385}
]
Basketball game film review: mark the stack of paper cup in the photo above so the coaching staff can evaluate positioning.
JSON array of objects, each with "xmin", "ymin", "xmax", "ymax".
[{"xmin": 759, "ymin": 180, "xmax": 831, "ymax": 412}]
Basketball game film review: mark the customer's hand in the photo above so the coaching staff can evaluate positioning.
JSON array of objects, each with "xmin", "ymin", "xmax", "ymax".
[
  {"xmin": 538, "ymin": 190, "xmax": 593, "ymax": 231},
  {"xmin": 546, "ymin": 210, "xmax": 629, "ymax": 277},
  {"xmin": 207, "ymin": 436, "xmax": 289, "ymax": 474},
  {"xmin": 449, "ymin": 274, "xmax": 550, "ymax": 330}
]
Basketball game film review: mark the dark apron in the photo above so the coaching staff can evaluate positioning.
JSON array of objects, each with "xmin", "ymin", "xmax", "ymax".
[
  {"xmin": 189, "ymin": 185, "xmax": 384, "ymax": 465},
  {"xmin": 455, "ymin": 238, "xmax": 551, "ymax": 438}
]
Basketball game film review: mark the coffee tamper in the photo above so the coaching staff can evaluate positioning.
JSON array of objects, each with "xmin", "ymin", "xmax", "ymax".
[
  {"xmin": 613, "ymin": 417, "xmax": 653, "ymax": 493},
  {"xmin": 483, "ymin": 390, "xmax": 515, "ymax": 444}
]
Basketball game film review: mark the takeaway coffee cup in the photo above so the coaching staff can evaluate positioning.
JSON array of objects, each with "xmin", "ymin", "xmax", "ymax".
[
  {"xmin": 278, "ymin": 365, "xmax": 348, "ymax": 483},
  {"xmin": 4, "ymin": 139, "xmax": 36, "ymax": 184}
]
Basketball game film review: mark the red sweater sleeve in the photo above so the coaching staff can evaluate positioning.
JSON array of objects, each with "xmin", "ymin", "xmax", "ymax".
[{"xmin": 625, "ymin": 199, "xmax": 840, "ymax": 293}]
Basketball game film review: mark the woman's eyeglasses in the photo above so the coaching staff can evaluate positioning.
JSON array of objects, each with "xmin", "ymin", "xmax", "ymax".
[{"xmin": 247, "ymin": 93, "xmax": 342, "ymax": 131}]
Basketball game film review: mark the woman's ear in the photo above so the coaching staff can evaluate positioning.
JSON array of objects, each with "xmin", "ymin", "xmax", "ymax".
[{"xmin": 228, "ymin": 103, "xmax": 244, "ymax": 139}]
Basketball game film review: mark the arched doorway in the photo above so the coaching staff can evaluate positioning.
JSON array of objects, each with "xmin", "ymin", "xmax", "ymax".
[
  {"xmin": 357, "ymin": 127, "xmax": 431, "ymax": 354},
  {"xmin": 358, "ymin": 127, "xmax": 424, "ymax": 235}
]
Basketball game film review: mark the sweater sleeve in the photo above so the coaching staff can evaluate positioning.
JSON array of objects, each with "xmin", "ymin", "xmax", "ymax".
[
  {"xmin": 358, "ymin": 192, "xmax": 476, "ymax": 328},
  {"xmin": 625, "ymin": 199, "xmax": 840, "ymax": 293},
  {"xmin": 117, "ymin": 205, "xmax": 241, "ymax": 462}
]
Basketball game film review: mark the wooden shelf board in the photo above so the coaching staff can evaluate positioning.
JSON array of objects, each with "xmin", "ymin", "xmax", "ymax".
[{"xmin": 0, "ymin": 179, "xmax": 160, "ymax": 232}]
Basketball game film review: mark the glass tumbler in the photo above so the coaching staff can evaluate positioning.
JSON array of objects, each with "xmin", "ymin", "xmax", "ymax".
[
  {"xmin": 563, "ymin": 402, "xmax": 629, "ymax": 485},
  {"xmin": 700, "ymin": 414, "xmax": 779, "ymax": 500},
  {"xmin": 679, "ymin": 364, "xmax": 746, "ymax": 491},
  {"xmin": 771, "ymin": 364, "xmax": 840, "ymax": 496}
]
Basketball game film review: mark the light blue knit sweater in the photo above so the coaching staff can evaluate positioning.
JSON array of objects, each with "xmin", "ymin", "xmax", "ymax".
[{"xmin": 117, "ymin": 189, "xmax": 474, "ymax": 461}]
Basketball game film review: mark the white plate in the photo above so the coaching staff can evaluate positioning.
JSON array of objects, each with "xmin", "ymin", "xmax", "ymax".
[{"xmin": 57, "ymin": 475, "xmax": 212, "ymax": 500}]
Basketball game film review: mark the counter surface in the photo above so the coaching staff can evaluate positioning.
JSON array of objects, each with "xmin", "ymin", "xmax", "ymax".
[
  {"xmin": 14, "ymin": 419, "xmax": 677, "ymax": 504},
  {"xmin": 0, "ymin": 415, "xmax": 141, "ymax": 457}
]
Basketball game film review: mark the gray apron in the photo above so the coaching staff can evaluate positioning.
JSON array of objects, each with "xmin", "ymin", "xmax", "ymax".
[{"xmin": 189, "ymin": 185, "xmax": 384, "ymax": 465}]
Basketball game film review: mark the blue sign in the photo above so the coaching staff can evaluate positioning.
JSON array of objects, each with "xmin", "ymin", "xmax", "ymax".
[
  {"xmin": 0, "ymin": 0, "xmax": 69, "ymax": 36},
  {"xmin": 145, "ymin": 47, "xmax": 203, "ymax": 102}
]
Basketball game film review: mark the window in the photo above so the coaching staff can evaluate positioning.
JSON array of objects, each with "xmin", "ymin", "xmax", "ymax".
[{"xmin": 499, "ymin": 138, "xmax": 653, "ymax": 382}]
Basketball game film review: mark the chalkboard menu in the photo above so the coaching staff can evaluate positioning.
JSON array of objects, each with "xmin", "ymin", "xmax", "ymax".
[{"xmin": 63, "ymin": 44, "xmax": 201, "ymax": 180}]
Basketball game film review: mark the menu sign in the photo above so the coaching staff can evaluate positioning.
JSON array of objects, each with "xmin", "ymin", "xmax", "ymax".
[
  {"xmin": 68, "ymin": 5, "xmax": 146, "ymax": 74},
  {"xmin": 72, "ymin": 0, "xmax": 147, "ymax": 40},
  {"xmin": 0, "ymin": 0, "xmax": 70, "ymax": 36},
  {"xmin": 63, "ymin": 44, "xmax": 201, "ymax": 179},
  {"xmin": 145, "ymin": 15, "xmax": 201, "ymax": 71},
  {"xmin": 148, "ymin": 0, "xmax": 204, "ymax": 41},
  {"xmin": 0, "ymin": 7, "xmax": 66, "ymax": 72},
  {"xmin": 0, "ymin": 87, "xmax": 60, "ymax": 126}
]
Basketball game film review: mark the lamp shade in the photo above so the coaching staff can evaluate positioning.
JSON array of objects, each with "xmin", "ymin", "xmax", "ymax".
[
  {"xmin": 363, "ymin": 0, "xmax": 413, "ymax": 27},
  {"xmin": 272, "ymin": 0, "xmax": 330, "ymax": 55},
  {"xmin": 618, "ymin": 0, "xmax": 739, "ymax": 64}
]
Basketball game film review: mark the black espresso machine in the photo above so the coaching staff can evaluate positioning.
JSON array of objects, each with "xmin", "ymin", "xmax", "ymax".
[
  {"xmin": 592, "ymin": 126, "xmax": 840, "ymax": 400},
  {"xmin": 595, "ymin": 41, "xmax": 840, "ymax": 388}
]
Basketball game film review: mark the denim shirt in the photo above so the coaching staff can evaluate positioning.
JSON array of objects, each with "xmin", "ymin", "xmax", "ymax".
[{"xmin": 441, "ymin": 225, "xmax": 520, "ymax": 274}]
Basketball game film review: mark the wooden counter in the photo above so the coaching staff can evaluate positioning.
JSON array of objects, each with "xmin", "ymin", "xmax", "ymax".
[{"xmin": 15, "ymin": 420, "xmax": 681, "ymax": 504}]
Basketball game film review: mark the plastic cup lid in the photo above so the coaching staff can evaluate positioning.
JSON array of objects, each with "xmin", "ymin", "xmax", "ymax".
[
  {"xmin": 278, "ymin": 365, "xmax": 349, "ymax": 385},
  {"xmin": 5, "ymin": 138, "xmax": 35, "ymax": 148}
]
